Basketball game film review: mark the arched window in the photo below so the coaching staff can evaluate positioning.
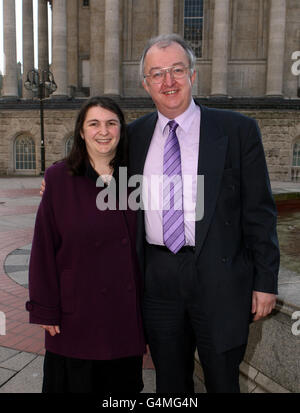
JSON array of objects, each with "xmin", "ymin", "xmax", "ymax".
[
  {"xmin": 291, "ymin": 140, "xmax": 300, "ymax": 181},
  {"xmin": 65, "ymin": 136, "xmax": 74, "ymax": 156},
  {"xmin": 184, "ymin": 0, "xmax": 203, "ymax": 58},
  {"xmin": 14, "ymin": 136, "xmax": 36, "ymax": 170}
]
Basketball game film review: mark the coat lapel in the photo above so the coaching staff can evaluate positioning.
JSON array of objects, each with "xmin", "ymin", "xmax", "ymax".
[{"xmin": 194, "ymin": 105, "xmax": 228, "ymax": 257}]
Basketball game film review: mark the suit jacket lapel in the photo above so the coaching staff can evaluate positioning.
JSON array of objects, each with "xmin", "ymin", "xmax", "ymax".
[
  {"xmin": 195, "ymin": 104, "xmax": 228, "ymax": 257},
  {"xmin": 133, "ymin": 112, "xmax": 158, "ymax": 176},
  {"xmin": 132, "ymin": 112, "xmax": 158, "ymax": 272}
]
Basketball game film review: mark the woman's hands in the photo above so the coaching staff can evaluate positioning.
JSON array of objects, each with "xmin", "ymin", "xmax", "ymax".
[{"xmin": 41, "ymin": 325, "xmax": 60, "ymax": 336}]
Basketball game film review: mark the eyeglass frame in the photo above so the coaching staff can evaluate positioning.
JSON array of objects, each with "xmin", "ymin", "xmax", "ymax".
[{"xmin": 143, "ymin": 64, "xmax": 191, "ymax": 84}]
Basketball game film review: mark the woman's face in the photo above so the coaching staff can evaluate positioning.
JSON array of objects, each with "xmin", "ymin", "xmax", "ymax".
[{"xmin": 80, "ymin": 105, "xmax": 121, "ymax": 161}]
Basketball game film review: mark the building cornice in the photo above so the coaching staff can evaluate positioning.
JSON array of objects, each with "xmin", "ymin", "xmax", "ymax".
[{"xmin": 0, "ymin": 97, "xmax": 300, "ymax": 111}]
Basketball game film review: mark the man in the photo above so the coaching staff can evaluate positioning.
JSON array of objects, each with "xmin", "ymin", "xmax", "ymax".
[{"xmin": 127, "ymin": 34, "xmax": 279, "ymax": 393}]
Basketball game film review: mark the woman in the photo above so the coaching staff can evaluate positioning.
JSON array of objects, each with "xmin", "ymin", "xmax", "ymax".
[{"xmin": 26, "ymin": 97, "xmax": 146, "ymax": 393}]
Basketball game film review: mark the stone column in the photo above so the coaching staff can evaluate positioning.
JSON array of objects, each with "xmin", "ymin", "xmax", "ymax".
[
  {"xmin": 2, "ymin": 0, "xmax": 18, "ymax": 98},
  {"xmin": 158, "ymin": 0, "xmax": 174, "ymax": 35},
  {"xmin": 104, "ymin": 0, "xmax": 120, "ymax": 95},
  {"xmin": 67, "ymin": 0, "xmax": 78, "ymax": 95},
  {"xmin": 38, "ymin": 0, "xmax": 49, "ymax": 71},
  {"xmin": 90, "ymin": 0, "xmax": 105, "ymax": 96},
  {"xmin": 265, "ymin": 0, "xmax": 286, "ymax": 96},
  {"xmin": 22, "ymin": 0, "xmax": 35, "ymax": 98},
  {"xmin": 210, "ymin": 0, "xmax": 230, "ymax": 96},
  {"xmin": 52, "ymin": 0, "xmax": 68, "ymax": 96}
]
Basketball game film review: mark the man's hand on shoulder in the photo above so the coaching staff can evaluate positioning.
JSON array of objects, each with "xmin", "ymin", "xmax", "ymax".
[
  {"xmin": 252, "ymin": 291, "xmax": 276, "ymax": 321},
  {"xmin": 40, "ymin": 179, "xmax": 46, "ymax": 196}
]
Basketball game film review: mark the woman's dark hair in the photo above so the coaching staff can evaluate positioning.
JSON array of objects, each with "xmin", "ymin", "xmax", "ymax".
[{"xmin": 66, "ymin": 96, "xmax": 128, "ymax": 175}]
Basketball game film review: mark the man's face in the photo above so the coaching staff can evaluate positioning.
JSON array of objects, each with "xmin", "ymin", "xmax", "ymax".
[{"xmin": 142, "ymin": 42, "xmax": 196, "ymax": 119}]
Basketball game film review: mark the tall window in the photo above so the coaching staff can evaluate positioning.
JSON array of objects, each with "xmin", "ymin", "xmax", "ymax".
[
  {"xmin": 83, "ymin": 0, "xmax": 89, "ymax": 7},
  {"xmin": 292, "ymin": 141, "xmax": 300, "ymax": 167},
  {"xmin": 184, "ymin": 0, "xmax": 204, "ymax": 58},
  {"xmin": 14, "ymin": 136, "xmax": 36, "ymax": 170},
  {"xmin": 65, "ymin": 136, "xmax": 74, "ymax": 156}
]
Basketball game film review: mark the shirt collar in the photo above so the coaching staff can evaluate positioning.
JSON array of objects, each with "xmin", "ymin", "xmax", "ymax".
[{"xmin": 157, "ymin": 99, "xmax": 198, "ymax": 135}]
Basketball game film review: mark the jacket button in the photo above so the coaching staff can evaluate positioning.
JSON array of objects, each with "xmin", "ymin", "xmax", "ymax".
[
  {"xmin": 225, "ymin": 220, "xmax": 232, "ymax": 226},
  {"xmin": 127, "ymin": 284, "xmax": 133, "ymax": 292},
  {"xmin": 25, "ymin": 301, "xmax": 33, "ymax": 311},
  {"xmin": 121, "ymin": 238, "xmax": 128, "ymax": 246},
  {"xmin": 100, "ymin": 288, "xmax": 107, "ymax": 295},
  {"xmin": 221, "ymin": 257, "xmax": 228, "ymax": 263}
]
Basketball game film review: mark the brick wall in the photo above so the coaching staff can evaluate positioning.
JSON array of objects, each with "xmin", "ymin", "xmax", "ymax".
[{"xmin": 0, "ymin": 107, "xmax": 300, "ymax": 181}]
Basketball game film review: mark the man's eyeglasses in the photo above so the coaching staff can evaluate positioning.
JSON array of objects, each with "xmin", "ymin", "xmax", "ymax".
[{"xmin": 144, "ymin": 64, "xmax": 190, "ymax": 84}]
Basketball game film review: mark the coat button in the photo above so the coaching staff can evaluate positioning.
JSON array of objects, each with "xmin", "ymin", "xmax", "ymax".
[
  {"xmin": 221, "ymin": 257, "xmax": 228, "ymax": 263},
  {"xmin": 25, "ymin": 301, "xmax": 33, "ymax": 311},
  {"xmin": 127, "ymin": 284, "xmax": 133, "ymax": 292},
  {"xmin": 121, "ymin": 238, "xmax": 128, "ymax": 246},
  {"xmin": 225, "ymin": 220, "xmax": 232, "ymax": 226},
  {"xmin": 100, "ymin": 288, "xmax": 107, "ymax": 295}
]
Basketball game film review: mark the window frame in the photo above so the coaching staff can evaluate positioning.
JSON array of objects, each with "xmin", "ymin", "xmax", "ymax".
[
  {"xmin": 65, "ymin": 136, "xmax": 74, "ymax": 156},
  {"xmin": 183, "ymin": 0, "xmax": 204, "ymax": 58},
  {"xmin": 14, "ymin": 135, "xmax": 36, "ymax": 172}
]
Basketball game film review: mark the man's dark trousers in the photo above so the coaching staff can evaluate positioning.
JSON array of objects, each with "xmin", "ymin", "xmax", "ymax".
[{"xmin": 143, "ymin": 243, "xmax": 247, "ymax": 393}]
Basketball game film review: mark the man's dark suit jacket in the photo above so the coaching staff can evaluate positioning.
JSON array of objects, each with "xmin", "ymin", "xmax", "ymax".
[{"xmin": 127, "ymin": 102, "xmax": 280, "ymax": 354}]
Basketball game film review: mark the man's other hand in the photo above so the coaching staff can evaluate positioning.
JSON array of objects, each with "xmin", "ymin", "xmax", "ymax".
[{"xmin": 252, "ymin": 291, "xmax": 276, "ymax": 321}]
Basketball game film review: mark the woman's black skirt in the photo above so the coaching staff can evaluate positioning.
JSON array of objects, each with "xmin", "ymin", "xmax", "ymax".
[{"xmin": 42, "ymin": 351, "xmax": 144, "ymax": 393}]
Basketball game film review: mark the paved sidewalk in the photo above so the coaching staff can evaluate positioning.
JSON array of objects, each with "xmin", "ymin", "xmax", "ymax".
[{"xmin": 0, "ymin": 176, "xmax": 299, "ymax": 393}]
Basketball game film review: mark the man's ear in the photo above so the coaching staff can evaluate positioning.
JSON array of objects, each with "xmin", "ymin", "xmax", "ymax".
[{"xmin": 190, "ymin": 69, "xmax": 196, "ymax": 87}]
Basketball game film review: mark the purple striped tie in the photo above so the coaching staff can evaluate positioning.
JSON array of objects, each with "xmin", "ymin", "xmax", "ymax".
[{"xmin": 163, "ymin": 120, "xmax": 185, "ymax": 254}]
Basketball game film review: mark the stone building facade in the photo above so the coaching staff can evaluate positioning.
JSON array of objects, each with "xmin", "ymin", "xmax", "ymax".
[{"xmin": 0, "ymin": 0, "xmax": 300, "ymax": 179}]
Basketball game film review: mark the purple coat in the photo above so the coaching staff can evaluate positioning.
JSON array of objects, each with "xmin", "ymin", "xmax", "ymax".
[{"xmin": 26, "ymin": 161, "xmax": 145, "ymax": 360}]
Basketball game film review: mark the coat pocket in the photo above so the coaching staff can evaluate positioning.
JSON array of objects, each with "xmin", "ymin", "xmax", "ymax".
[{"xmin": 60, "ymin": 270, "xmax": 75, "ymax": 314}]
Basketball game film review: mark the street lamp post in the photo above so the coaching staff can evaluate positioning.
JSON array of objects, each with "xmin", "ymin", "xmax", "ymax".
[{"xmin": 24, "ymin": 69, "xmax": 57, "ymax": 174}]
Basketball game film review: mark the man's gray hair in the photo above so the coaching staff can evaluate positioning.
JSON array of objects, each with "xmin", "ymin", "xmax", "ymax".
[{"xmin": 139, "ymin": 34, "xmax": 196, "ymax": 81}]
